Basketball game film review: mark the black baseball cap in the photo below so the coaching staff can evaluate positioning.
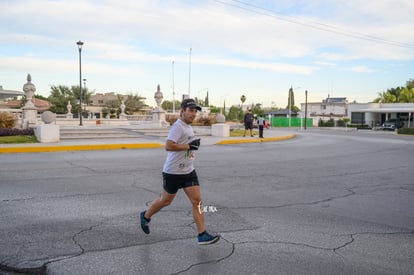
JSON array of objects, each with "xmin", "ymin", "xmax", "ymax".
[{"xmin": 181, "ymin": 98, "xmax": 201, "ymax": 111}]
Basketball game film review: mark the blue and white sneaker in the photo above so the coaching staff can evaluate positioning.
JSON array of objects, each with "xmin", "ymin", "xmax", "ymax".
[
  {"xmin": 140, "ymin": 211, "xmax": 150, "ymax": 234},
  {"xmin": 198, "ymin": 231, "xmax": 220, "ymax": 245}
]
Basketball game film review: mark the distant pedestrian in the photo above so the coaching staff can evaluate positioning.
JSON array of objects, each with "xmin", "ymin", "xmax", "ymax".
[
  {"xmin": 140, "ymin": 98, "xmax": 220, "ymax": 245},
  {"xmin": 257, "ymin": 114, "xmax": 265, "ymax": 138},
  {"xmin": 243, "ymin": 109, "xmax": 254, "ymax": 137}
]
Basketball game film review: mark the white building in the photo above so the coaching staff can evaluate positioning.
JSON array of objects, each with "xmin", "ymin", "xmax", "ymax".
[
  {"xmin": 301, "ymin": 97, "xmax": 414, "ymax": 128},
  {"xmin": 348, "ymin": 102, "xmax": 414, "ymax": 128},
  {"xmin": 300, "ymin": 97, "xmax": 348, "ymax": 126}
]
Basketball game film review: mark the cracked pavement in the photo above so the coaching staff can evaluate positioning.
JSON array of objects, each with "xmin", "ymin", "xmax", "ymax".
[{"xmin": 0, "ymin": 129, "xmax": 413, "ymax": 274}]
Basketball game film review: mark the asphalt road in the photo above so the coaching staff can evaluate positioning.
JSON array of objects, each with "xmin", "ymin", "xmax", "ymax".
[{"xmin": 1, "ymin": 130, "xmax": 413, "ymax": 274}]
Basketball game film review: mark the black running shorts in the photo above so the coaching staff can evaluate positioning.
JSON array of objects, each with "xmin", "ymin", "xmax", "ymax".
[{"xmin": 163, "ymin": 170, "xmax": 200, "ymax": 194}]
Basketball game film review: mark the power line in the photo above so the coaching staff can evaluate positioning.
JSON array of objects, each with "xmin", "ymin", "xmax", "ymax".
[{"xmin": 213, "ymin": 0, "xmax": 414, "ymax": 49}]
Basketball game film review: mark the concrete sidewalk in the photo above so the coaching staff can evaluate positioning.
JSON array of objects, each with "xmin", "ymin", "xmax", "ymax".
[{"xmin": 0, "ymin": 129, "xmax": 296, "ymax": 153}]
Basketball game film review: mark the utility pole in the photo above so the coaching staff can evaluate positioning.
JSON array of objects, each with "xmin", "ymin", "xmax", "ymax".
[
  {"xmin": 188, "ymin": 48, "xmax": 192, "ymax": 98},
  {"xmin": 305, "ymin": 90, "xmax": 308, "ymax": 130},
  {"xmin": 288, "ymin": 86, "xmax": 292, "ymax": 127}
]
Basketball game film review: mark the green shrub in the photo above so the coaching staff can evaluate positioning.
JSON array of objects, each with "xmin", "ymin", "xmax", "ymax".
[
  {"xmin": 326, "ymin": 118, "xmax": 335, "ymax": 127},
  {"xmin": 397, "ymin": 128, "xmax": 414, "ymax": 135},
  {"xmin": 318, "ymin": 118, "xmax": 335, "ymax": 127},
  {"xmin": 0, "ymin": 111, "xmax": 17, "ymax": 128},
  {"xmin": 356, "ymin": 125, "xmax": 372, "ymax": 129},
  {"xmin": 318, "ymin": 119, "xmax": 325, "ymax": 127},
  {"xmin": 348, "ymin": 124, "xmax": 371, "ymax": 129},
  {"xmin": 336, "ymin": 119, "xmax": 346, "ymax": 127}
]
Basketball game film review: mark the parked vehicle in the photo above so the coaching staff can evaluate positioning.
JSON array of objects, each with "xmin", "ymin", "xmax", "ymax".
[
  {"xmin": 382, "ymin": 119, "xmax": 404, "ymax": 131},
  {"xmin": 253, "ymin": 120, "xmax": 270, "ymax": 129}
]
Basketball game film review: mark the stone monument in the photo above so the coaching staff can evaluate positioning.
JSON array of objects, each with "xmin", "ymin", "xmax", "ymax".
[
  {"xmin": 41, "ymin": 111, "xmax": 56, "ymax": 124},
  {"xmin": 66, "ymin": 101, "xmax": 73, "ymax": 119},
  {"xmin": 211, "ymin": 108, "xmax": 230, "ymax": 137},
  {"xmin": 21, "ymin": 74, "xmax": 38, "ymax": 128},
  {"xmin": 119, "ymin": 100, "xmax": 127, "ymax": 120},
  {"xmin": 34, "ymin": 111, "xmax": 60, "ymax": 142},
  {"xmin": 152, "ymin": 84, "xmax": 169, "ymax": 127}
]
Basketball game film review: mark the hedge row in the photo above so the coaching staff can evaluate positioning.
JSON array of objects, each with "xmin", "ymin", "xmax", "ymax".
[
  {"xmin": 0, "ymin": 128, "xmax": 34, "ymax": 136},
  {"xmin": 397, "ymin": 128, "xmax": 414, "ymax": 135}
]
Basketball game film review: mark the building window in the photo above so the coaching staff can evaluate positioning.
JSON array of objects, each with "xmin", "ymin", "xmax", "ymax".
[{"xmin": 351, "ymin": 112, "xmax": 365, "ymax": 124}]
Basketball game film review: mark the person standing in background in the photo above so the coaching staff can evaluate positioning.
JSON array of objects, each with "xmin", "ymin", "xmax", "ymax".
[
  {"xmin": 257, "ymin": 114, "xmax": 265, "ymax": 138},
  {"xmin": 243, "ymin": 109, "xmax": 254, "ymax": 137}
]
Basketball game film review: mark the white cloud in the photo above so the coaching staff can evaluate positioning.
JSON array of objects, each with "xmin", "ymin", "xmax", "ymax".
[
  {"xmin": 1, "ymin": 0, "xmax": 413, "ymax": 106},
  {"xmin": 350, "ymin": 66, "xmax": 375, "ymax": 73},
  {"xmin": 0, "ymin": 56, "xmax": 139, "ymax": 76},
  {"xmin": 313, "ymin": 61, "xmax": 336, "ymax": 68},
  {"xmin": 2, "ymin": 0, "xmax": 413, "ymax": 62}
]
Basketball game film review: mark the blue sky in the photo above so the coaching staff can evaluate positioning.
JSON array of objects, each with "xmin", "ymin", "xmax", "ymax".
[{"xmin": 1, "ymin": 0, "xmax": 413, "ymax": 108}]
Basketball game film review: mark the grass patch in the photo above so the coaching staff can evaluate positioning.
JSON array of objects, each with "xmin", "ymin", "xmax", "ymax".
[
  {"xmin": 0, "ymin": 135, "xmax": 38, "ymax": 144},
  {"xmin": 230, "ymin": 129, "xmax": 259, "ymax": 137}
]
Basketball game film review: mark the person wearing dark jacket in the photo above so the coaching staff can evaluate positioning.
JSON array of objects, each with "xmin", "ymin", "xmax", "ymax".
[{"xmin": 243, "ymin": 109, "xmax": 254, "ymax": 137}]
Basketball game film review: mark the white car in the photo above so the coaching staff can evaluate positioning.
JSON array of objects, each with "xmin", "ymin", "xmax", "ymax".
[{"xmin": 382, "ymin": 119, "xmax": 404, "ymax": 131}]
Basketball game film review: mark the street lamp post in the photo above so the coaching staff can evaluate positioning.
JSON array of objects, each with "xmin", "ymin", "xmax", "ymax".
[
  {"xmin": 76, "ymin": 40, "xmax": 84, "ymax": 126},
  {"xmin": 304, "ymin": 90, "xmax": 308, "ymax": 130},
  {"xmin": 188, "ymin": 47, "xmax": 192, "ymax": 98},
  {"xmin": 83, "ymin": 78, "xmax": 87, "ymax": 117}
]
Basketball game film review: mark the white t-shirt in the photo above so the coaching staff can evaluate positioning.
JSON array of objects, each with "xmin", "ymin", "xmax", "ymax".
[
  {"xmin": 162, "ymin": 118, "xmax": 197, "ymax": 174},
  {"xmin": 258, "ymin": 117, "xmax": 265, "ymax": 126}
]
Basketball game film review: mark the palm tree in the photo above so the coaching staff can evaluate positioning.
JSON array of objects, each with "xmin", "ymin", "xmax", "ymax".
[
  {"xmin": 399, "ymin": 88, "xmax": 414, "ymax": 103},
  {"xmin": 124, "ymin": 93, "xmax": 147, "ymax": 114},
  {"xmin": 374, "ymin": 91, "xmax": 397, "ymax": 103},
  {"xmin": 48, "ymin": 85, "xmax": 74, "ymax": 114},
  {"xmin": 240, "ymin": 95, "xmax": 246, "ymax": 105},
  {"xmin": 373, "ymin": 80, "xmax": 414, "ymax": 103}
]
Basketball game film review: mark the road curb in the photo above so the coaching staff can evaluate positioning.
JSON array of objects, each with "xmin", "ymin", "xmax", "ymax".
[
  {"xmin": 0, "ymin": 143, "xmax": 164, "ymax": 154},
  {"xmin": 0, "ymin": 134, "xmax": 297, "ymax": 154},
  {"xmin": 216, "ymin": 134, "xmax": 296, "ymax": 145}
]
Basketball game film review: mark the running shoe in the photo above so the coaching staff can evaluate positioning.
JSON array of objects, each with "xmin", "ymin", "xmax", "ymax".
[
  {"xmin": 140, "ymin": 211, "xmax": 150, "ymax": 234},
  {"xmin": 198, "ymin": 231, "xmax": 220, "ymax": 245}
]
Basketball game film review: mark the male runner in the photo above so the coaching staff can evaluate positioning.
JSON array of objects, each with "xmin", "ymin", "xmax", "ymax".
[{"xmin": 140, "ymin": 98, "xmax": 220, "ymax": 245}]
